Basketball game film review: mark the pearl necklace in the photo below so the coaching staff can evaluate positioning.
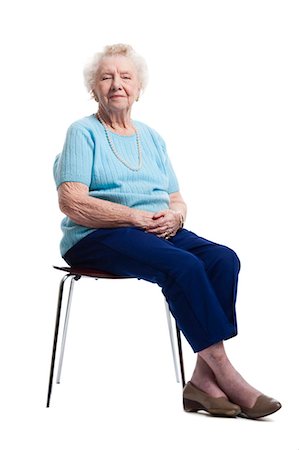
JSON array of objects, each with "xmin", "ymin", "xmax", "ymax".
[{"xmin": 96, "ymin": 112, "xmax": 142, "ymax": 172}]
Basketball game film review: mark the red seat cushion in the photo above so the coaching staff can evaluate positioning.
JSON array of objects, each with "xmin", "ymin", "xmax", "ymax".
[{"xmin": 53, "ymin": 266, "xmax": 134, "ymax": 279}]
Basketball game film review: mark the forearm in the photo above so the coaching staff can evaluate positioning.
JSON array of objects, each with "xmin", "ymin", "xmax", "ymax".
[
  {"xmin": 58, "ymin": 183, "xmax": 153, "ymax": 229},
  {"xmin": 169, "ymin": 195, "xmax": 187, "ymax": 222},
  {"xmin": 63, "ymin": 197, "xmax": 138, "ymax": 228}
]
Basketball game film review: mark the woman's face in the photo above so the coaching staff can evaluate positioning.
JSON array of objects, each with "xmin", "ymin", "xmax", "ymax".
[{"xmin": 94, "ymin": 55, "xmax": 141, "ymax": 113}]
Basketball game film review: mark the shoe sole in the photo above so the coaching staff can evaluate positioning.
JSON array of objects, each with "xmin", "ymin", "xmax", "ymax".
[{"xmin": 183, "ymin": 398, "xmax": 240, "ymax": 418}]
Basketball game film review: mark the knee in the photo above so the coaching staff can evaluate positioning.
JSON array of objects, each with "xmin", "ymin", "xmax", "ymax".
[
  {"xmin": 217, "ymin": 245, "xmax": 241, "ymax": 274},
  {"xmin": 167, "ymin": 252, "xmax": 206, "ymax": 280}
]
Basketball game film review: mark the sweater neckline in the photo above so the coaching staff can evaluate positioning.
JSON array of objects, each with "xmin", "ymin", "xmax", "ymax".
[{"xmin": 92, "ymin": 114, "xmax": 136, "ymax": 137}]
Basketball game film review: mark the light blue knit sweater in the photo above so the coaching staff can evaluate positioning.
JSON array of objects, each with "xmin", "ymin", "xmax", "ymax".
[{"xmin": 54, "ymin": 114, "xmax": 179, "ymax": 256}]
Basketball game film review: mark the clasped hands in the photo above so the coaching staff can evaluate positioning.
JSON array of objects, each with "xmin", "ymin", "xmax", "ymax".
[{"xmin": 143, "ymin": 209, "xmax": 183, "ymax": 239}]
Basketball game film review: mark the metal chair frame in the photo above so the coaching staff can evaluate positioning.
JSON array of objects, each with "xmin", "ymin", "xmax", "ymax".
[{"xmin": 46, "ymin": 266, "xmax": 186, "ymax": 407}]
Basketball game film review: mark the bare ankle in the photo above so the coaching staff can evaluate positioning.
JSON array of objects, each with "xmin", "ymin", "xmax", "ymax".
[
  {"xmin": 199, "ymin": 343, "xmax": 228, "ymax": 368},
  {"xmin": 189, "ymin": 376, "xmax": 228, "ymax": 399}
]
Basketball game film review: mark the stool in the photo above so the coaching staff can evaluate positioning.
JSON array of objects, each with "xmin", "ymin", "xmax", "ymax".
[{"xmin": 46, "ymin": 266, "xmax": 186, "ymax": 407}]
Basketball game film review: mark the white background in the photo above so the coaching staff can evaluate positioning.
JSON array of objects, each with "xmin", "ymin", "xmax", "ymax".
[{"xmin": 1, "ymin": 0, "xmax": 298, "ymax": 448}]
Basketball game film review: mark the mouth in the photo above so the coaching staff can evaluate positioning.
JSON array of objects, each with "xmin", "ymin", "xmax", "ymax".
[{"xmin": 110, "ymin": 95, "xmax": 125, "ymax": 99}]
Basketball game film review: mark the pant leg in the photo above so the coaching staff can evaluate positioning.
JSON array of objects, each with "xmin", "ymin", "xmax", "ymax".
[
  {"xmin": 171, "ymin": 229, "xmax": 241, "ymax": 330},
  {"xmin": 64, "ymin": 227, "xmax": 237, "ymax": 352}
]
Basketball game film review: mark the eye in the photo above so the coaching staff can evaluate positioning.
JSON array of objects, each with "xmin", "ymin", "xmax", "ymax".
[{"xmin": 102, "ymin": 76, "xmax": 112, "ymax": 80}]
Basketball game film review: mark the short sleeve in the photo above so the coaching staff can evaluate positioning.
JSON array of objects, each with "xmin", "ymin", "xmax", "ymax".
[
  {"xmin": 165, "ymin": 152, "xmax": 180, "ymax": 193},
  {"xmin": 53, "ymin": 124, "xmax": 94, "ymax": 189},
  {"xmin": 153, "ymin": 130, "xmax": 180, "ymax": 194}
]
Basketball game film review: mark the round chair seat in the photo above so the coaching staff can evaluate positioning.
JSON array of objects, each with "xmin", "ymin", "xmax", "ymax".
[{"xmin": 53, "ymin": 265, "xmax": 134, "ymax": 279}]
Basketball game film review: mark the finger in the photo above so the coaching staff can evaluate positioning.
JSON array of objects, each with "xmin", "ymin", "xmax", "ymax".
[
  {"xmin": 147, "ymin": 226, "xmax": 168, "ymax": 234},
  {"xmin": 152, "ymin": 211, "xmax": 167, "ymax": 220},
  {"xmin": 146, "ymin": 220, "xmax": 167, "ymax": 231},
  {"xmin": 158, "ymin": 232, "xmax": 169, "ymax": 239}
]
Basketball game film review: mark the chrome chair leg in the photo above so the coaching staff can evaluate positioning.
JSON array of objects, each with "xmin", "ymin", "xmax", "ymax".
[
  {"xmin": 176, "ymin": 323, "xmax": 186, "ymax": 387},
  {"xmin": 164, "ymin": 299, "xmax": 180, "ymax": 383},
  {"xmin": 46, "ymin": 273, "xmax": 72, "ymax": 407},
  {"xmin": 56, "ymin": 276, "xmax": 79, "ymax": 384}
]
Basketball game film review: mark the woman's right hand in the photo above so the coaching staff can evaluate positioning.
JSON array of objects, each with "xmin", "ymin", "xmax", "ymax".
[{"xmin": 132, "ymin": 210, "xmax": 157, "ymax": 230}]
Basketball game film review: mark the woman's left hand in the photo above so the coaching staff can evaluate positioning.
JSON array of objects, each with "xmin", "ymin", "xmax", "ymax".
[{"xmin": 145, "ymin": 209, "xmax": 182, "ymax": 239}]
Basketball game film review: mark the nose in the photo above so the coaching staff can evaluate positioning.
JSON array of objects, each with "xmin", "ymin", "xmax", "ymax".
[{"xmin": 111, "ymin": 75, "xmax": 122, "ymax": 91}]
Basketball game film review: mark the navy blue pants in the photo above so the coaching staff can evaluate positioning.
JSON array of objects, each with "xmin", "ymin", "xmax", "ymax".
[{"xmin": 63, "ymin": 228, "xmax": 240, "ymax": 353}]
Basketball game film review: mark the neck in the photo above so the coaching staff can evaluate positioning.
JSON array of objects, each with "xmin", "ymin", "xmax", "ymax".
[{"xmin": 97, "ymin": 106, "xmax": 133, "ymax": 132}]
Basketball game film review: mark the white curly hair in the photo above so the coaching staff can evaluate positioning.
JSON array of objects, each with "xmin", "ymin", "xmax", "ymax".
[{"xmin": 83, "ymin": 43, "xmax": 149, "ymax": 100}]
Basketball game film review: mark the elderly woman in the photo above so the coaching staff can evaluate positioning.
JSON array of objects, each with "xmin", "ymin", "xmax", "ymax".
[{"xmin": 54, "ymin": 44, "xmax": 281, "ymax": 419}]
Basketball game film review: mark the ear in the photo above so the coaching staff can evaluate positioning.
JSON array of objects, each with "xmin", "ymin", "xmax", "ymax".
[
  {"xmin": 92, "ymin": 90, "xmax": 99, "ymax": 102},
  {"xmin": 136, "ymin": 87, "xmax": 141, "ymax": 102}
]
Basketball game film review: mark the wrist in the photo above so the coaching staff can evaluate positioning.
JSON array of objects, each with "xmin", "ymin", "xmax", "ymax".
[
  {"xmin": 173, "ymin": 210, "xmax": 184, "ymax": 229},
  {"xmin": 128, "ymin": 209, "xmax": 140, "ymax": 227},
  {"xmin": 178, "ymin": 212, "xmax": 184, "ymax": 229}
]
